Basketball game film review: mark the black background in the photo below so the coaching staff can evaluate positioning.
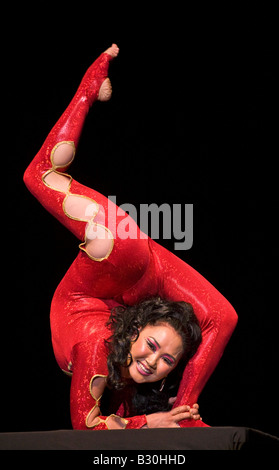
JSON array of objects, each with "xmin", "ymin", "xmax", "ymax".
[{"xmin": 2, "ymin": 8, "xmax": 278, "ymax": 438}]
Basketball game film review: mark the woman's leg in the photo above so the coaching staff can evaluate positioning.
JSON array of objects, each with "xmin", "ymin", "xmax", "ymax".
[
  {"xmin": 24, "ymin": 43, "xmax": 151, "ymax": 305},
  {"xmin": 147, "ymin": 239, "xmax": 238, "ymax": 418},
  {"xmin": 24, "ymin": 44, "xmax": 120, "ymax": 261}
]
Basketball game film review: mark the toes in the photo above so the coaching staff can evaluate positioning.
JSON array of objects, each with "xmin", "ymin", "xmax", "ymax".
[{"xmin": 105, "ymin": 43, "xmax": 119, "ymax": 58}]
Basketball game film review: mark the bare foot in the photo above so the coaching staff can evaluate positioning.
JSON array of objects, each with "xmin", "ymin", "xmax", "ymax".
[
  {"xmin": 98, "ymin": 44, "xmax": 119, "ymax": 101},
  {"xmin": 104, "ymin": 43, "xmax": 119, "ymax": 58}
]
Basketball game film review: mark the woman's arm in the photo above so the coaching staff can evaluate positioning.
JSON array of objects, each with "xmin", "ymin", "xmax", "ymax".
[
  {"xmin": 70, "ymin": 340, "xmax": 148, "ymax": 430},
  {"xmin": 70, "ymin": 341, "xmax": 207, "ymax": 430}
]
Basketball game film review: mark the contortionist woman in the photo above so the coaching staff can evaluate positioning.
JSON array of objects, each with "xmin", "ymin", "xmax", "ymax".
[{"xmin": 23, "ymin": 44, "xmax": 238, "ymax": 430}]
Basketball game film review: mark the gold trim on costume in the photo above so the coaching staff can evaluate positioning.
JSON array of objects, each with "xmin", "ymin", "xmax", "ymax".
[
  {"xmin": 85, "ymin": 374, "xmax": 128, "ymax": 429},
  {"xmin": 79, "ymin": 221, "xmax": 114, "ymax": 262},
  {"xmin": 50, "ymin": 141, "xmax": 76, "ymax": 169},
  {"xmin": 62, "ymin": 194, "xmax": 99, "ymax": 222},
  {"xmin": 42, "ymin": 169, "xmax": 72, "ymax": 193},
  {"xmin": 42, "ymin": 141, "xmax": 114, "ymax": 262},
  {"xmin": 87, "ymin": 414, "xmax": 128, "ymax": 430},
  {"xmin": 89, "ymin": 374, "xmax": 108, "ymax": 401},
  {"xmin": 86, "ymin": 374, "xmax": 107, "ymax": 428}
]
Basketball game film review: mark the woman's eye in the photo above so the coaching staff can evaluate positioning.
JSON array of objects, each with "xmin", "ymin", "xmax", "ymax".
[
  {"xmin": 163, "ymin": 357, "xmax": 172, "ymax": 365},
  {"xmin": 146, "ymin": 339, "xmax": 156, "ymax": 351}
]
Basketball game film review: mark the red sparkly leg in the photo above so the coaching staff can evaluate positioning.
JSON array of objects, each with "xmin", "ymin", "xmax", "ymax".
[{"xmin": 23, "ymin": 45, "xmax": 119, "ymax": 254}]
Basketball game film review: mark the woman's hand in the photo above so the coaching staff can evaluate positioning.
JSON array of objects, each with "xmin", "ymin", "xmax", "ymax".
[{"xmin": 146, "ymin": 403, "xmax": 201, "ymax": 428}]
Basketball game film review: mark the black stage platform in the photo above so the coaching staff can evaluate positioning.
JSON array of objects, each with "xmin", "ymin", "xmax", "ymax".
[{"xmin": 0, "ymin": 427, "xmax": 278, "ymax": 451}]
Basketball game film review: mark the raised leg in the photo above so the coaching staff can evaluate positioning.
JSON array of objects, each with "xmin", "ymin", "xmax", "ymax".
[{"xmin": 24, "ymin": 45, "xmax": 119, "ymax": 261}]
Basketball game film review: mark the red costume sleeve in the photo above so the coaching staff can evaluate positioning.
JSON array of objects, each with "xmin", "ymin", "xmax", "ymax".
[{"xmin": 70, "ymin": 340, "xmax": 147, "ymax": 430}]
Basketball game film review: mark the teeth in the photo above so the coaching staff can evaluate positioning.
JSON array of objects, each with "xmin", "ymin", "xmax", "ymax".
[{"xmin": 138, "ymin": 361, "xmax": 151, "ymax": 374}]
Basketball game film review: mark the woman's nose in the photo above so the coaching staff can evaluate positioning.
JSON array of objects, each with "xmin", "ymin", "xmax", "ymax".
[{"xmin": 146, "ymin": 354, "xmax": 158, "ymax": 369}]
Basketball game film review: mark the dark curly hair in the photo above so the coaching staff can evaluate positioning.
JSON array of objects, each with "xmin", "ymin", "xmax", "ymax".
[{"xmin": 105, "ymin": 297, "xmax": 202, "ymax": 415}]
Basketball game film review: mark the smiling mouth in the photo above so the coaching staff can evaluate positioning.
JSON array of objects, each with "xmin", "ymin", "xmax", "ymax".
[{"xmin": 136, "ymin": 361, "xmax": 153, "ymax": 376}]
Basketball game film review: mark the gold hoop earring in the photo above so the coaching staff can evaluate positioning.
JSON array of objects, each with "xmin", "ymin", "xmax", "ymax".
[
  {"xmin": 126, "ymin": 353, "xmax": 133, "ymax": 367},
  {"xmin": 159, "ymin": 377, "xmax": 166, "ymax": 392}
]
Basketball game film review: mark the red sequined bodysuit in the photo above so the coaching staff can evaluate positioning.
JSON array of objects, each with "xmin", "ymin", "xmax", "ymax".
[{"xmin": 23, "ymin": 46, "xmax": 238, "ymax": 430}]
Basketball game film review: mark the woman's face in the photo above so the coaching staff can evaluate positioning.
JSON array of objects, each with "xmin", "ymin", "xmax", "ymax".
[{"xmin": 127, "ymin": 323, "xmax": 184, "ymax": 384}]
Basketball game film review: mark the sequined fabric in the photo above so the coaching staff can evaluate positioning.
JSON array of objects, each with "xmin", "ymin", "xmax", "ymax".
[{"xmin": 23, "ymin": 49, "xmax": 237, "ymax": 430}]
